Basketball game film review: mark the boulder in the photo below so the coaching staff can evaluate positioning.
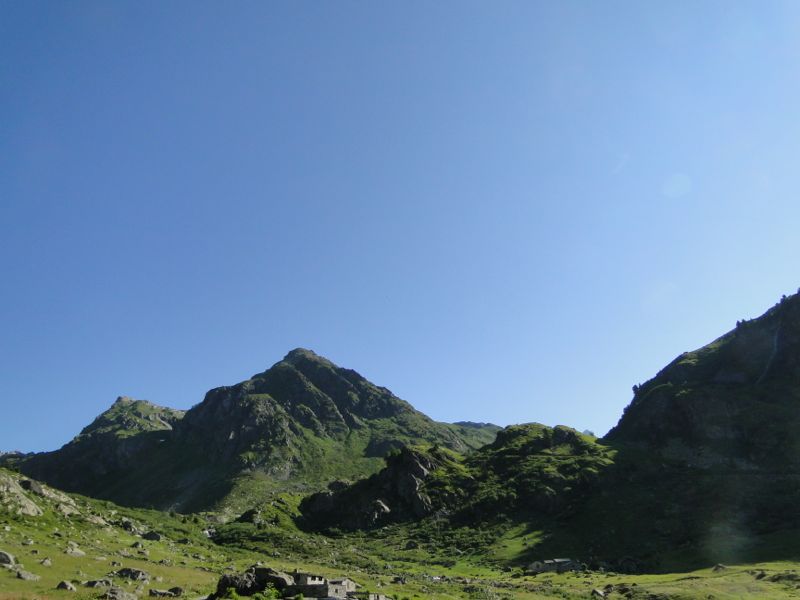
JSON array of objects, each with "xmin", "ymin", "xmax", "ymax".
[
  {"xmin": 0, "ymin": 550, "xmax": 15, "ymax": 565},
  {"xmin": 99, "ymin": 587, "xmax": 139, "ymax": 600},
  {"xmin": 16, "ymin": 569, "xmax": 41, "ymax": 581},
  {"xmin": 56, "ymin": 580, "xmax": 77, "ymax": 591},
  {"xmin": 111, "ymin": 567, "xmax": 150, "ymax": 582},
  {"xmin": 85, "ymin": 579, "xmax": 113, "ymax": 588},
  {"xmin": 252, "ymin": 566, "xmax": 293, "ymax": 590},
  {"xmin": 0, "ymin": 473, "xmax": 43, "ymax": 516},
  {"xmin": 19, "ymin": 479, "xmax": 44, "ymax": 496},
  {"xmin": 214, "ymin": 571, "xmax": 258, "ymax": 597},
  {"xmin": 142, "ymin": 531, "xmax": 162, "ymax": 541},
  {"xmin": 66, "ymin": 547, "xmax": 86, "ymax": 557},
  {"xmin": 212, "ymin": 565, "xmax": 294, "ymax": 598},
  {"xmin": 148, "ymin": 590, "xmax": 182, "ymax": 598},
  {"xmin": 40, "ymin": 557, "xmax": 52, "ymax": 566}
]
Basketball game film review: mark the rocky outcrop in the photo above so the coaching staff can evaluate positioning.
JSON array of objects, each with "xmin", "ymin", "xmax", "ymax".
[
  {"xmin": 110, "ymin": 567, "xmax": 150, "ymax": 582},
  {"xmin": 300, "ymin": 446, "xmax": 442, "ymax": 530},
  {"xmin": 209, "ymin": 565, "xmax": 293, "ymax": 599},
  {"xmin": 0, "ymin": 472, "xmax": 43, "ymax": 516},
  {"xmin": 607, "ymin": 292, "xmax": 800, "ymax": 470},
  {"xmin": 56, "ymin": 580, "xmax": 77, "ymax": 591},
  {"xmin": 99, "ymin": 588, "xmax": 138, "ymax": 600}
]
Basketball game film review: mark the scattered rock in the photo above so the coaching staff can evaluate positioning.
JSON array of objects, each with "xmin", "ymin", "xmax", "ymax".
[
  {"xmin": 56, "ymin": 503, "xmax": 81, "ymax": 516},
  {"xmin": 770, "ymin": 572, "xmax": 800, "ymax": 582},
  {"xmin": 85, "ymin": 579, "xmax": 113, "ymax": 588},
  {"xmin": 66, "ymin": 547, "xmax": 86, "ymax": 557},
  {"xmin": 99, "ymin": 587, "xmax": 139, "ymax": 600},
  {"xmin": 40, "ymin": 557, "xmax": 52, "ymax": 566},
  {"xmin": 142, "ymin": 531, "xmax": 162, "ymax": 541},
  {"xmin": 17, "ymin": 569, "xmax": 41, "ymax": 581},
  {"xmin": 56, "ymin": 580, "xmax": 77, "ymax": 591},
  {"xmin": 0, "ymin": 550, "xmax": 15, "ymax": 565},
  {"xmin": 111, "ymin": 567, "xmax": 150, "ymax": 582},
  {"xmin": 712, "ymin": 563, "xmax": 728, "ymax": 572},
  {"xmin": 149, "ymin": 589, "xmax": 181, "ymax": 598},
  {"xmin": 591, "ymin": 589, "xmax": 605, "ymax": 598}
]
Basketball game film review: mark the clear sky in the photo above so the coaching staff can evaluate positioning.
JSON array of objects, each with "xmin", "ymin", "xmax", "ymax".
[{"xmin": 3, "ymin": 2, "xmax": 800, "ymax": 453}]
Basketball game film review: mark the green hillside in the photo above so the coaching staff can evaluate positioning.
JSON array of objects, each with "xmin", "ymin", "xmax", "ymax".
[{"xmin": 14, "ymin": 349, "xmax": 499, "ymax": 514}]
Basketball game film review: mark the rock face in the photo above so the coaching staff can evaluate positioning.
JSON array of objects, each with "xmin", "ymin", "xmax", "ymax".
[
  {"xmin": 0, "ymin": 471, "xmax": 43, "ymax": 516},
  {"xmin": 18, "ymin": 349, "xmax": 498, "ymax": 511},
  {"xmin": 607, "ymin": 293, "xmax": 800, "ymax": 470},
  {"xmin": 550, "ymin": 290, "xmax": 800, "ymax": 568},
  {"xmin": 300, "ymin": 424, "xmax": 613, "ymax": 532},
  {"xmin": 300, "ymin": 446, "xmax": 443, "ymax": 530}
]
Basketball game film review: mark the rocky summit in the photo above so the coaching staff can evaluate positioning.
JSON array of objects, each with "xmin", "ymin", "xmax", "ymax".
[{"xmin": 13, "ymin": 349, "xmax": 498, "ymax": 513}]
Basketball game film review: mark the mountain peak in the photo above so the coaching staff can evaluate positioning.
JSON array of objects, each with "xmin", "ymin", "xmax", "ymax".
[{"xmin": 283, "ymin": 347, "xmax": 321, "ymax": 362}]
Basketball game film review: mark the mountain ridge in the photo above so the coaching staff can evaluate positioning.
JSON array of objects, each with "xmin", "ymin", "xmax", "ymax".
[{"xmin": 12, "ymin": 348, "xmax": 500, "ymax": 513}]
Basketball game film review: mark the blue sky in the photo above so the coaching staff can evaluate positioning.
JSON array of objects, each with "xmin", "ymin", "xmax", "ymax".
[{"xmin": 3, "ymin": 2, "xmax": 800, "ymax": 452}]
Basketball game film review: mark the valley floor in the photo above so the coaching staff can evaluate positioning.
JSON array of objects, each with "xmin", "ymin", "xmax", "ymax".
[{"xmin": 3, "ymin": 468, "xmax": 800, "ymax": 599}]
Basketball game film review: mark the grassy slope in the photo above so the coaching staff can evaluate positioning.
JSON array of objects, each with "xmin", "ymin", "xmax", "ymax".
[{"xmin": 5, "ymin": 467, "xmax": 800, "ymax": 599}]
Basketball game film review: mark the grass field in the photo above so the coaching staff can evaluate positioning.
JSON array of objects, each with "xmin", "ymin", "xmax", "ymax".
[{"xmin": 5, "ymin": 467, "xmax": 800, "ymax": 599}]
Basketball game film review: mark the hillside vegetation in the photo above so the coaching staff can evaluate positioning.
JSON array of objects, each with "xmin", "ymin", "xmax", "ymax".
[{"xmin": 13, "ymin": 349, "xmax": 498, "ymax": 514}]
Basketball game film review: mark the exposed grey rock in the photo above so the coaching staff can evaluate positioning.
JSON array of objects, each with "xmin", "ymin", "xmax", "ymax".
[
  {"xmin": 148, "ymin": 589, "xmax": 180, "ymax": 598},
  {"xmin": 0, "ymin": 550, "xmax": 15, "ymax": 565},
  {"xmin": 56, "ymin": 580, "xmax": 77, "ymax": 591},
  {"xmin": 85, "ymin": 578, "xmax": 113, "ymax": 588},
  {"xmin": 66, "ymin": 547, "xmax": 86, "ymax": 557},
  {"xmin": 19, "ymin": 479, "xmax": 44, "ymax": 495},
  {"xmin": 99, "ymin": 587, "xmax": 139, "ymax": 600},
  {"xmin": 16, "ymin": 569, "xmax": 40, "ymax": 581},
  {"xmin": 0, "ymin": 472, "xmax": 43, "ymax": 516},
  {"xmin": 212, "ymin": 565, "xmax": 294, "ymax": 598},
  {"xmin": 111, "ymin": 567, "xmax": 150, "ymax": 582},
  {"xmin": 142, "ymin": 531, "xmax": 162, "ymax": 541}
]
